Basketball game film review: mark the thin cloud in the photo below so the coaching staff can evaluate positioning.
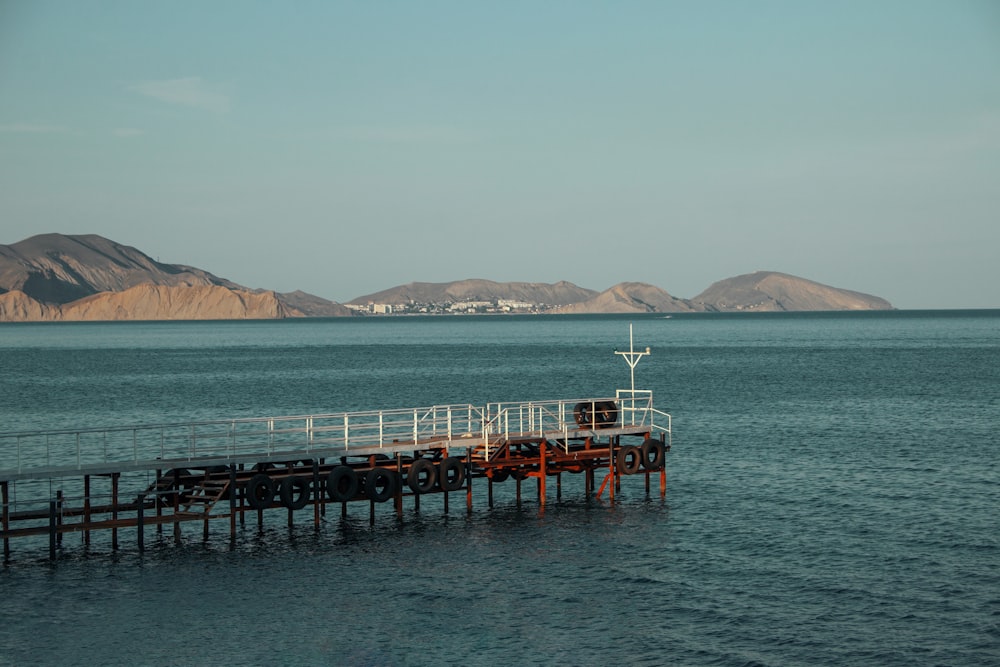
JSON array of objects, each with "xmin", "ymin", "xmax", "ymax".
[
  {"xmin": 131, "ymin": 77, "xmax": 230, "ymax": 113},
  {"xmin": 0, "ymin": 123, "xmax": 69, "ymax": 133},
  {"xmin": 113, "ymin": 128, "xmax": 144, "ymax": 138}
]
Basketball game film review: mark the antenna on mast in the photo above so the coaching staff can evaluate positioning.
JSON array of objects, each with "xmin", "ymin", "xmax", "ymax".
[{"xmin": 614, "ymin": 323, "xmax": 651, "ymax": 393}]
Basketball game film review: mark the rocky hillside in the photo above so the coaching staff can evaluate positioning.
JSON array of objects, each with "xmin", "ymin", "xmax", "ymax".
[
  {"xmin": 693, "ymin": 271, "xmax": 893, "ymax": 311},
  {"xmin": 553, "ymin": 283, "xmax": 700, "ymax": 314},
  {"xmin": 0, "ymin": 233, "xmax": 238, "ymax": 303},
  {"xmin": 349, "ymin": 279, "xmax": 597, "ymax": 307},
  {"xmin": 0, "ymin": 233, "xmax": 894, "ymax": 321},
  {"xmin": 0, "ymin": 284, "xmax": 299, "ymax": 321},
  {"xmin": 0, "ymin": 234, "xmax": 352, "ymax": 321}
]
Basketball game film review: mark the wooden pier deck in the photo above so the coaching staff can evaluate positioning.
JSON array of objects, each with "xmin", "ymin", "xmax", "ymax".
[{"xmin": 1, "ymin": 391, "xmax": 671, "ymax": 561}]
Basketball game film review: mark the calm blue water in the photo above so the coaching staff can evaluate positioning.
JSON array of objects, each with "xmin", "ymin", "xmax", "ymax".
[{"xmin": 0, "ymin": 312, "xmax": 998, "ymax": 666}]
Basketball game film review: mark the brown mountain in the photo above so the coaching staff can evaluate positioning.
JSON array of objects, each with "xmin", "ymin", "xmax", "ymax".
[
  {"xmin": 693, "ymin": 271, "xmax": 893, "ymax": 311},
  {"xmin": 349, "ymin": 279, "xmax": 597, "ymax": 306},
  {"xmin": 553, "ymin": 282, "xmax": 700, "ymax": 314},
  {"xmin": 0, "ymin": 234, "xmax": 351, "ymax": 321},
  {"xmin": 0, "ymin": 233, "xmax": 238, "ymax": 304},
  {"xmin": 0, "ymin": 234, "xmax": 894, "ymax": 320}
]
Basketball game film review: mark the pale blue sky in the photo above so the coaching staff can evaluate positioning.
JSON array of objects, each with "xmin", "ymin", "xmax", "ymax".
[{"xmin": 2, "ymin": 1, "xmax": 998, "ymax": 307}]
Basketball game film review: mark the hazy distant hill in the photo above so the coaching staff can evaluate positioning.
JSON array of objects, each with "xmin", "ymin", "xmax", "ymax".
[
  {"xmin": 0, "ymin": 233, "xmax": 238, "ymax": 304},
  {"xmin": 351, "ymin": 274, "xmax": 892, "ymax": 314},
  {"xmin": 693, "ymin": 271, "xmax": 893, "ymax": 311},
  {"xmin": 349, "ymin": 279, "xmax": 597, "ymax": 307},
  {"xmin": 553, "ymin": 282, "xmax": 700, "ymax": 314},
  {"xmin": 0, "ymin": 234, "xmax": 894, "ymax": 321},
  {"xmin": 0, "ymin": 234, "xmax": 352, "ymax": 321}
]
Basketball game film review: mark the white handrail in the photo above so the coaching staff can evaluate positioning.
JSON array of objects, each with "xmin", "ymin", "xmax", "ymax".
[{"xmin": 0, "ymin": 395, "xmax": 669, "ymax": 478}]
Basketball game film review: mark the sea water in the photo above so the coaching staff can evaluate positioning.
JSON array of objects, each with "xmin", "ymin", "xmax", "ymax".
[{"xmin": 0, "ymin": 312, "xmax": 997, "ymax": 666}]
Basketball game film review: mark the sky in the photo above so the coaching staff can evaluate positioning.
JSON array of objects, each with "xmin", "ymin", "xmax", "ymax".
[{"xmin": 1, "ymin": 1, "xmax": 998, "ymax": 308}]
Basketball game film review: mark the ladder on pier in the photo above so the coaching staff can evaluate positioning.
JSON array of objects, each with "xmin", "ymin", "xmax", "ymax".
[{"xmin": 176, "ymin": 479, "xmax": 230, "ymax": 518}]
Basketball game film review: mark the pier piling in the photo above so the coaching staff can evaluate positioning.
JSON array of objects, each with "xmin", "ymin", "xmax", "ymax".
[{"xmin": 1, "ymin": 392, "xmax": 670, "ymax": 562}]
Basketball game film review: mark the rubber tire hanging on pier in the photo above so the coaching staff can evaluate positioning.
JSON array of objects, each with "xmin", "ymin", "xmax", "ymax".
[
  {"xmin": 246, "ymin": 473, "xmax": 277, "ymax": 509},
  {"xmin": 407, "ymin": 458, "xmax": 437, "ymax": 494},
  {"xmin": 640, "ymin": 438, "xmax": 666, "ymax": 470},
  {"xmin": 597, "ymin": 400, "xmax": 619, "ymax": 428},
  {"xmin": 573, "ymin": 400, "xmax": 619, "ymax": 429},
  {"xmin": 279, "ymin": 476, "xmax": 310, "ymax": 510},
  {"xmin": 438, "ymin": 457, "xmax": 466, "ymax": 491},
  {"xmin": 365, "ymin": 468, "xmax": 398, "ymax": 503},
  {"xmin": 326, "ymin": 466, "xmax": 358, "ymax": 503},
  {"xmin": 616, "ymin": 446, "xmax": 642, "ymax": 475}
]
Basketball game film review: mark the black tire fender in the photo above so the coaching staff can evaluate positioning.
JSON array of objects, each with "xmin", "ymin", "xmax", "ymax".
[
  {"xmin": 280, "ymin": 475, "xmax": 310, "ymax": 510},
  {"xmin": 246, "ymin": 473, "xmax": 276, "ymax": 509},
  {"xmin": 438, "ymin": 457, "xmax": 466, "ymax": 491},
  {"xmin": 616, "ymin": 445, "xmax": 642, "ymax": 475},
  {"xmin": 326, "ymin": 466, "xmax": 358, "ymax": 503},
  {"xmin": 598, "ymin": 401, "xmax": 619, "ymax": 429},
  {"xmin": 407, "ymin": 458, "xmax": 437, "ymax": 494},
  {"xmin": 641, "ymin": 438, "xmax": 666, "ymax": 470},
  {"xmin": 365, "ymin": 468, "xmax": 398, "ymax": 503},
  {"xmin": 490, "ymin": 469, "xmax": 509, "ymax": 483}
]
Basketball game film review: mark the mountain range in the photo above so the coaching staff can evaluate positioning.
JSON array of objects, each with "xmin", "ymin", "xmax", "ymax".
[{"xmin": 0, "ymin": 234, "xmax": 892, "ymax": 321}]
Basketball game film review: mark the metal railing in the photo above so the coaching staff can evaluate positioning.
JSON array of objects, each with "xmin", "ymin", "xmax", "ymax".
[
  {"xmin": 0, "ymin": 393, "xmax": 670, "ymax": 480},
  {"xmin": 480, "ymin": 392, "xmax": 670, "ymax": 459},
  {"xmin": 0, "ymin": 403, "xmax": 487, "ymax": 479}
]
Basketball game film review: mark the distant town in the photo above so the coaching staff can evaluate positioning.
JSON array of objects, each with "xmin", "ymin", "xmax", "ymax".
[{"xmin": 345, "ymin": 299, "xmax": 559, "ymax": 315}]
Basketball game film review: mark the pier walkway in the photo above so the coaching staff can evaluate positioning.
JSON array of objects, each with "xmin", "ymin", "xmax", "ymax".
[{"xmin": 2, "ymin": 326, "xmax": 671, "ymax": 562}]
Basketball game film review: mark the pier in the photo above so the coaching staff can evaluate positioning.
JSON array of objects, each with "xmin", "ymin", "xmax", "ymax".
[{"xmin": 1, "ymin": 331, "xmax": 671, "ymax": 562}]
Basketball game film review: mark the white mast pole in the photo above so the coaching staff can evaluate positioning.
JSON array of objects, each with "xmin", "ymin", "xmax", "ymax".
[{"xmin": 615, "ymin": 323, "xmax": 651, "ymax": 395}]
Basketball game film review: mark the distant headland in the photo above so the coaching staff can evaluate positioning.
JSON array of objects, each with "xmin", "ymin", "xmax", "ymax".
[{"xmin": 0, "ymin": 234, "xmax": 893, "ymax": 322}]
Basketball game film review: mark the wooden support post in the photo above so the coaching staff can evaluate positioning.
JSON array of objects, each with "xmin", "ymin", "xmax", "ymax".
[
  {"xmin": 238, "ymin": 464, "xmax": 246, "ymax": 528},
  {"xmin": 661, "ymin": 434, "xmax": 668, "ymax": 498},
  {"xmin": 488, "ymin": 476, "xmax": 494, "ymax": 509},
  {"xmin": 318, "ymin": 459, "xmax": 326, "ymax": 519},
  {"xmin": 395, "ymin": 455, "xmax": 403, "ymax": 520},
  {"xmin": 48, "ymin": 500, "xmax": 57, "ymax": 561},
  {"xmin": 557, "ymin": 472, "xmax": 562, "ymax": 500},
  {"xmin": 229, "ymin": 467, "xmax": 237, "ymax": 542},
  {"xmin": 203, "ymin": 471, "xmax": 211, "ymax": 540},
  {"xmin": 609, "ymin": 439, "xmax": 616, "ymax": 502},
  {"xmin": 84, "ymin": 475, "xmax": 92, "ymax": 545},
  {"xmin": 313, "ymin": 461, "xmax": 322, "ymax": 530},
  {"xmin": 137, "ymin": 494, "xmax": 145, "ymax": 552},
  {"xmin": 443, "ymin": 489, "xmax": 449, "ymax": 514},
  {"xmin": 155, "ymin": 469, "xmax": 163, "ymax": 534},
  {"xmin": 56, "ymin": 490, "xmax": 63, "ymax": 549},
  {"xmin": 173, "ymin": 469, "xmax": 182, "ymax": 544},
  {"xmin": 466, "ymin": 451, "xmax": 473, "ymax": 515},
  {"xmin": 538, "ymin": 442, "xmax": 547, "ymax": 506},
  {"xmin": 2, "ymin": 481, "xmax": 9, "ymax": 563},
  {"xmin": 584, "ymin": 437, "xmax": 594, "ymax": 499},
  {"xmin": 516, "ymin": 476, "xmax": 522, "ymax": 508},
  {"xmin": 112, "ymin": 473, "xmax": 120, "ymax": 551}
]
